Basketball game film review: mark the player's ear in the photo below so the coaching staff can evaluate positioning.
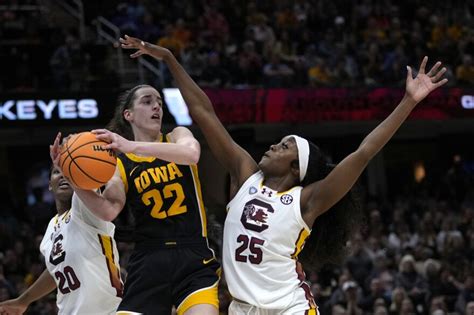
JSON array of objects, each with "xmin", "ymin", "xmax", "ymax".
[
  {"xmin": 290, "ymin": 159, "xmax": 299, "ymax": 179},
  {"xmin": 123, "ymin": 109, "xmax": 132, "ymax": 122}
]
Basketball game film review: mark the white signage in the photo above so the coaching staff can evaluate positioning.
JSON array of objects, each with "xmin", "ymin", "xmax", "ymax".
[
  {"xmin": 461, "ymin": 95, "xmax": 474, "ymax": 109},
  {"xmin": 0, "ymin": 99, "xmax": 99, "ymax": 120},
  {"xmin": 162, "ymin": 88, "xmax": 192, "ymax": 126}
]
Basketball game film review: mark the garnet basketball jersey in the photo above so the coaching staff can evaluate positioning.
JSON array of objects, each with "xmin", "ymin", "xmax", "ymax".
[
  {"xmin": 223, "ymin": 171, "xmax": 317, "ymax": 310},
  {"xmin": 40, "ymin": 194, "xmax": 122, "ymax": 315}
]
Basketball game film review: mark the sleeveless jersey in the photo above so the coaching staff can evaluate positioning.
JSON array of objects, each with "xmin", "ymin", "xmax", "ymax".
[
  {"xmin": 39, "ymin": 194, "xmax": 122, "ymax": 315},
  {"xmin": 116, "ymin": 135, "xmax": 208, "ymax": 244},
  {"xmin": 223, "ymin": 171, "xmax": 314, "ymax": 309}
]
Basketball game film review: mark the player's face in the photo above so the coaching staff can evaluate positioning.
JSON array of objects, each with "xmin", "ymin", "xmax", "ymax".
[
  {"xmin": 126, "ymin": 87, "xmax": 164, "ymax": 135},
  {"xmin": 49, "ymin": 166, "xmax": 73, "ymax": 201},
  {"xmin": 259, "ymin": 136, "xmax": 298, "ymax": 177}
]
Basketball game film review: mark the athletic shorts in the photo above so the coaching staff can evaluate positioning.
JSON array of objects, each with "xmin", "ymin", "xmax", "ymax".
[
  {"xmin": 228, "ymin": 295, "xmax": 319, "ymax": 315},
  {"xmin": 117, "ymin": 243, "xmax": 220, "ymax": 315}
]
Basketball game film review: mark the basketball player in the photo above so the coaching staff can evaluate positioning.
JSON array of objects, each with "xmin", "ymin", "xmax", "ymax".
[
  {"xmin": 119, "ymin": 35, "xmax": 447, "ymax": 314},
  {"xmin": 0, "ymin": 165, "xmax": 122, "ymax": 315},
  {"xmin": 49, "ymin": 74, "xmax": 220, "ymax": 314}
]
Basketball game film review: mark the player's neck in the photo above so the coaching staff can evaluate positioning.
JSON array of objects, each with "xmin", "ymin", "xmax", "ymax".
[
  {"xmin": 133, "ymin": 130, "xmax": 162, "ymax": 143},
  {"xmin": 56, "ymin": 200, "xmax": 71, "ymax": 215},
  {"xmin": 262, "ymin": 175, "xmax": 295, "ymax": 193}
]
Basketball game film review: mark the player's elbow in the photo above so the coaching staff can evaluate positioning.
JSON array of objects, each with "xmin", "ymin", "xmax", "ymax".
[
  {"xmin": 94, "ymin": 208, "xmax": 117, "ymax": 221},
  {"xmin": 188, "ymin": 148, "xmax": 200, "ymax": 164},
  {"xmin": 355, "ymin": 146, "xmax": 373, "ymax": 166},
  {"xmin": 101, "ymin": 202, "xmax": 123, "ymax": 221},
  {"xmin": 102, "ymin": 211, "xmax": 119, "ymax": 222}
]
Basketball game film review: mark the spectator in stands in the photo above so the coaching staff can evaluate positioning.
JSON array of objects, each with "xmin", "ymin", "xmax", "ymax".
[
  {"xmin": 262, "ymin": 53, "xmax": 294, "ymax": 87},
  {"xmin": 399, "ymin": 297, "xmax": 415, "ymax": 315},
  {"xmin": 172, "ymin": 18, "xmax": 192, "ymax": 49},
  {"xmin": 200, "ymin": 5, "xmax": 229, "ymax": 41},
  {"xmin": 157, "ymin": 23, "xmax": 184, "ymax": 57},
  {"xmin": 246, "ymin": 13, "xmax": 275, "ymax": 58},
  {"xmin": 308, "ymin": 57, "xmax": 332, "ymax": 86},
  {"xmin": 454, "ymin": 275, "xmax": 474, "ymax": 314},
  {"xmin": 138, "ymin": 13, "xmax": 160, "ymax": 43},
  {"xmin": 395, "ymin": 255, "xmax": 427, "ymax": 306},
  {"xmin": 346, "ymin": 233, "xmax": 373, "ymax": 288},
  {"xmin": 340, "ymin": 281, "xmax": 363, "ymax": 315},
  {"xmin": 429, "ymin": 295, "xmax": 448, "ymax": 315},
  {"xmin": 181, "ymin": 42, "xmax": 206, "ymax": 80},
  {"xmin": 199, "ymin": 52, "xmax": 230, "ymax": 88},
  {"xmin": 237, "ymin": 40, "xmax": 262, "ymax": 86},
  {"xmin": 360, "ymin": 278, "xmax": 389, "ymax": 313},
  {"xmin": 465, "ymin": 301, "xmax": 474, "ymax": 315}
]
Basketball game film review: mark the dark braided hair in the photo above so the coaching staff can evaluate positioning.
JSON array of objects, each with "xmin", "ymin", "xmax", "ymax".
[
  {"xmin": 298, "ymin": 141, "xmax": 364, "ymax": 271},
  {"xmin": 107, "ymin": 84, "xmax": 151, "ymax": 140}
]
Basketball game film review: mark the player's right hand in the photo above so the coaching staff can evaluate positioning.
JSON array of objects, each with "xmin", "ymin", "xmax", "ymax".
[
  {"xmin": 0, "ymin": 298, "xmax": 28, "ymax": 315},
  {"xmin": 119, "ymin": 35, "xmax": 172, "ymax": 60},
  {"xmin": 49, "ymin": 132, "xmax": 62, "ymax": 168},
  {"xmin": 49, "ymin": 132, "xmax": 77, "ymax": 189}
]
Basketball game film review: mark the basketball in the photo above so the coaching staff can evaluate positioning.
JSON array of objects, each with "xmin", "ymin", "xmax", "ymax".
[{"xmin": 59, "ymin": 132, "xmax": 117, "ymax": 190}]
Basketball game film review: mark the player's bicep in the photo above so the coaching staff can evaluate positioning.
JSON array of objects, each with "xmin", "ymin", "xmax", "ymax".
[{"xmin": 169, "ymin": 127, "xmax": 201, "ymax": 154}]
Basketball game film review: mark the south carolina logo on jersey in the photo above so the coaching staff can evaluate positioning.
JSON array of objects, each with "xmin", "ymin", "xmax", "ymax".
[
  {"xmin": 50, "ymin": 234, "xmax": 66, "ymax": 265},
  {"xmin": 240, "ymin": 199, "xmax": 274, "ymax": 232}
]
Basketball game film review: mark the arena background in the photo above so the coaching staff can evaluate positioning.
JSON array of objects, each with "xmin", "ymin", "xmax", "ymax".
[{"xmin": 0, "ymin": 1, "xmax": 473, "ymax": 314}]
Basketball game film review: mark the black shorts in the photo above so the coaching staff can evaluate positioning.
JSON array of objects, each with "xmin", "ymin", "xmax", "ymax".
[{"xmin": 117, "ymin": 242, "xmax": 220, "ymax": 315}]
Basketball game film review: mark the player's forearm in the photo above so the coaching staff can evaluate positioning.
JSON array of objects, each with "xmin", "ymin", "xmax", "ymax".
[
  {"xmin": 131, "ymin": 141, "xmax": 199, "ymax": 165},
  {"xmin": 73, "ymin": 189, "xmax": 121, "ymax": 221},
  {"xmin": 161, "ymin": 52, "xmax": 215, "ymax": 117},
  {"xmin": 18, "ymin": 269, "xmax": 56, "ymax": 305},
  {"xmin": 358, "ymin": 94, "xmax": 417, "ymax": 159}
]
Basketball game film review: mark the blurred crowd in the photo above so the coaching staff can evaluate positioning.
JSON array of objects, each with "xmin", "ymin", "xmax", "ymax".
[
  {"xmin": 1, "ymin": 0, "xmax": 473, "ymax": 91},
  {"xmin": 1, "ymin": 156, "xmax": 473, "ymax": 315}
]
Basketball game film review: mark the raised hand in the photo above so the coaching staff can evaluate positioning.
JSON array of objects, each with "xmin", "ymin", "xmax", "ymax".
[
  {"xmin": 49, "ymin": 132, "xmax": 62, "ymax": 168},
  {"xmin": 405, "ymin": 56, "xmax": 448, "ymax": 104},
  {"xmin": 119, "ymin": 35, "xmax": 171, "ymax": 59},
  {"xmin": 0, "ymin": 298, "xmax": 28, "ymax": 315},
  {"xmin": 92, "ymin": 129, "xmax": 135, "ymax": 153}
]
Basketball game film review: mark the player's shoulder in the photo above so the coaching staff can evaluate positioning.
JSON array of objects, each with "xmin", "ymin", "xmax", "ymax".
[{"xmin": 168, "ymin": 126, "xmax": 194, "ymax": 141}]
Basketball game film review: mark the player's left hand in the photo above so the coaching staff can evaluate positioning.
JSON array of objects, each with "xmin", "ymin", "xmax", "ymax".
[
  {"xmin": 119, "ymin": 34, "xmax": 171, "ymax": 60},
  {"xmin": 405, "ymin": 56, "xmax": 448, "ymax": 104},
  {"xmin": 92, "ymin": 129, "xmax": 135, "ymax": 153},
  {"xmin": 49, "ymin": 132, "xmax": 62, "ymax": 168}
]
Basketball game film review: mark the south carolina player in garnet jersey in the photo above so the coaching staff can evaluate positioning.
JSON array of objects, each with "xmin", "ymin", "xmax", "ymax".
[
  {"xmin": 119, "ymin": 36, "xmax": 448, "ymax": 314},
  {"xmin": 0, "ymin": 166, "xmax": 122, "ymax": 315}
]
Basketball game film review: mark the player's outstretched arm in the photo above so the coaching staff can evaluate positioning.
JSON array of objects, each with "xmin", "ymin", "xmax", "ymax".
[
  {"xmin": 92, "ymin": 127, "xmax": 200, "ymax": 165},
  {"xmin": 119, "ymin": 35, "xmax": 258, "ymax": 191},
  {"xmin": 0, "ymin": 269, "xmax": 56, "ymax": 315},
  {"xmin": 301, "ymin": 57, "xmax": 448, "ymax": 226},
  {"xmin": 49, "ymin": 133, "xmax": 126, "ymax": 221}
]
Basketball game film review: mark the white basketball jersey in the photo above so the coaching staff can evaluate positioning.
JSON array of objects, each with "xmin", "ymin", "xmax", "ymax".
[
  {"xmin": 223, "ymin": 171, "xmax": 315, "ymax": 309},
  {"xmin": 40, "ymin": 194, "xmax": 122, "ymax": 315}
]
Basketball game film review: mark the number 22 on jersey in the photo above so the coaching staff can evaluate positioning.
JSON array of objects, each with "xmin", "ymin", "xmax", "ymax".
[{"xmin": 141, "ymin": 182, "xmax": 187, "ymax": 219}]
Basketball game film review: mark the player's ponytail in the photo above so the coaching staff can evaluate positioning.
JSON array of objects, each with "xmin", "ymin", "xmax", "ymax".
[
  {"xmin": 107, "ymin": 84, "xmax": 150, "ymax": 140},
  {"xmin": 299, "ymin": 141, "xmax": 364, "ymax": 271}
]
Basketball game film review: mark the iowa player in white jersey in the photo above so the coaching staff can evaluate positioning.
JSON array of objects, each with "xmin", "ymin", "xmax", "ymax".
[
  {"xmin": 0, "ymin": 165, "xmax": 122, "ymax": 315},
  {"xmin": 49, "ymin": 84, "xmax": 220, "ymax": 312},
  {"xmin": 118, "ymin": 37, "xmax": 448, "ymax": 314}
]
